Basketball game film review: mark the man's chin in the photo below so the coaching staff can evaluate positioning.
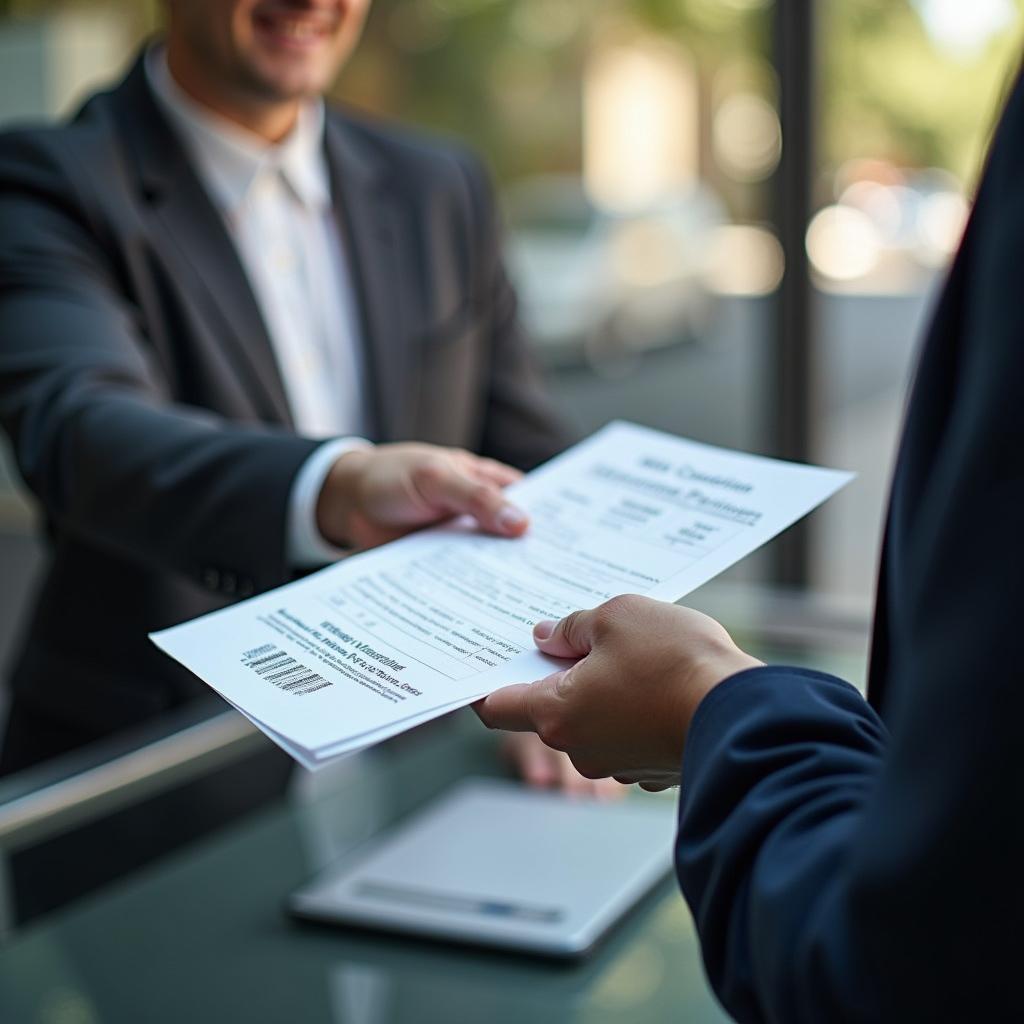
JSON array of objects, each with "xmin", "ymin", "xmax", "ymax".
[{"xmin": 242, "ymin": 64, "xmax": 331, "ymax": 104}]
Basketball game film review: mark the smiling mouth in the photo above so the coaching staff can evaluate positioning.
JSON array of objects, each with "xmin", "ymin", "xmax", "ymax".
[{"xmin": 252, "ymin": 6, "xmax": 340, "ymax": 50}]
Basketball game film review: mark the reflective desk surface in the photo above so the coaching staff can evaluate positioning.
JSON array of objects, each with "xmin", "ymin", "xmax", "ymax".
[{"xmin": 0, "ymin": 593, "xmax": 869, "ymax": 1024}]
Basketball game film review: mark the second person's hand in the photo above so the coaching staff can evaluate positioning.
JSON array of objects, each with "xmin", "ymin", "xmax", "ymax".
[{"xmin": 476, "ymin": 595, "xmax": 763, "ymax": 790}]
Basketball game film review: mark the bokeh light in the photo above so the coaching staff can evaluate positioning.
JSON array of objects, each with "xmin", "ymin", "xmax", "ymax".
[
  {"xmin": 704, "ymin": 225, "xmax": 784, "ymax": 296},
  {"xmin": 806, "ymin": 205, "xmax": 883, "ymax": 282},
  {"xmin": 713, "ymin": 92, "xmax": 781, "ymax": 183}
]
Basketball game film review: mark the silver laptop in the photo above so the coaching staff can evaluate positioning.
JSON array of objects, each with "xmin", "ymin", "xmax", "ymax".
[{"xmin": 289, "ymin": 777, "xmax": 677, "ymax": 958}]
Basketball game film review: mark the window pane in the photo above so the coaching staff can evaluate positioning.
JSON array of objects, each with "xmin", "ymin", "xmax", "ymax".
[
  {"xmin": 341, "ymin": 0, "xmax": 780, "ymax": 587},
  {"xmin": 812, "ymin": 0, "xmax": 1024, "ymax": 604}
]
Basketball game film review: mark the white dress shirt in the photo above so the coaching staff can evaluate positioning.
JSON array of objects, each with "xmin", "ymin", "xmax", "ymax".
[{"xmin": 146, "ymin": 48, "xmax": 370, "ymax": 566}]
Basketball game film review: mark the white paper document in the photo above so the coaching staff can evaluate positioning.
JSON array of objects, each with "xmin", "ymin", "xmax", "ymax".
[{"xmin": 151, "ymin": 422, "xmax": 853, "ymax": 769}]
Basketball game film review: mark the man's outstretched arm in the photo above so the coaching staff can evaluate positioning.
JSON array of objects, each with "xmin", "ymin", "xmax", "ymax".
[{"xmin": 0, "ymin": 135, "xmax": 530, "ymax": 596}]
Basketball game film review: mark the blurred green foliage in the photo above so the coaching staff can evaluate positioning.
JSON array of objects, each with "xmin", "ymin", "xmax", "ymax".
[
  {"xmin": 337, "ymin": 0, "xmax": 773, "ymax": 184},
  {"xmin": 823, "ymin": 0, "xmax": 1023, "ymax": 188},
  {"xmin": 2, "ymin": 0, "xmax": 1020, "ymax": 191},
  {"xmin": 338, "ymin": 0, "xmax": 1023, "ymax": 193}
]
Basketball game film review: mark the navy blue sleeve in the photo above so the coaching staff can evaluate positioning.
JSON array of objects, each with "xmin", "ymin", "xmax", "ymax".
[{"xmin": 676, "ymin": 662, "xmax": 1023, "ymax": 1022}]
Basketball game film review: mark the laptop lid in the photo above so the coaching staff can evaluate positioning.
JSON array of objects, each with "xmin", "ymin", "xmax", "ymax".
[{"xmin": 289, "ymin": 777, "xmax": 677, "ymax": 958}]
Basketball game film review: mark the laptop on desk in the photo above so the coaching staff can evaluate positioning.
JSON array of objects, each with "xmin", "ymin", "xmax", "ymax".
[{"xmin": 289, "ymin": 777, "xmax": 677, "ymax": 958}]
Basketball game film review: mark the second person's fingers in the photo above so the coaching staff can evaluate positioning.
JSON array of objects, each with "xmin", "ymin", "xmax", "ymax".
[
  {"xmin": 476, "ymin": 671, "xmax": 564, "ymax": 733},
  {"xmin": 532, "ymin": 608, "xmax": 598, "ymax": 660}
]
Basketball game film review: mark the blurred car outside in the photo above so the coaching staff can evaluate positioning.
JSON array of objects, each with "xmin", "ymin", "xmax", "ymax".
[
  {"xmin": 806, "ymin": 159, "xmax": 969, "ymax": 292},
  {"xmin": 502, "ymin": 176, "xmax": 725, "ymax": 373}
]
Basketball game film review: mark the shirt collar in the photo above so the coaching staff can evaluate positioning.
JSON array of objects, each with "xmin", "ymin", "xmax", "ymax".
[{"xmin": 145, "ymin": 45, "xmax": 331, "ymax": 214}]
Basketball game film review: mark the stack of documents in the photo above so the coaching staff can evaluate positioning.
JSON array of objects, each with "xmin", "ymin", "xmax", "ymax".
[{"xmin": 152, "ymin": 422, "xmax": 852, "ymax": 769}]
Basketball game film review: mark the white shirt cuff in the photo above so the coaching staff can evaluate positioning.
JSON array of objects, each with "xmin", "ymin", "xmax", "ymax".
[{"xmin": 287, "ymin": 437, "xmax": 373, "ymax": 568}]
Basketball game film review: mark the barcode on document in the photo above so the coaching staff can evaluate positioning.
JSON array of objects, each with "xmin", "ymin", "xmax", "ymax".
[{"xmin": 241, "ymin": 644, "xmax": 332, "ymax": 696}]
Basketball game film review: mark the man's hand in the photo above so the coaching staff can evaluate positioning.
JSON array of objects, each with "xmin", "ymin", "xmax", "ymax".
[
  {"xmin": 476, "ymin": 595, "xmax": 762, "ymax": 790},
  {"xmin": 502, "ymin": 732, "xmax": 625, "ymax": 800},
  {"xmin": 317, "ymin": 443, "xmax": 528, "ymax": 550}
]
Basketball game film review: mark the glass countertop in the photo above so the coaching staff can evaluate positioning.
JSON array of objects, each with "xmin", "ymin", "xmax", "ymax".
[
  {"xmin": 0, "ymin": 713, "xmax": 732, "ymax": 1024},
  {"xmin": 0, "ymin": 588, "xmax": 870, "ymax": 1024}
]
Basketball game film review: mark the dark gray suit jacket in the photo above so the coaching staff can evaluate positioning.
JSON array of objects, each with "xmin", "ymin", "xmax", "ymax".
[{"xmin": 0, "ymin": 53, "xmax": 566, "ymax": 765}]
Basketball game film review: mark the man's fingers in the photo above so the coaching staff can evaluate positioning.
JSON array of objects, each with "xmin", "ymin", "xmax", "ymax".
[
  {"xmin": 502, "ymin": 733, "xmax": 557, "ymax": 787},
  {"xmin": 557, "ymin": 750, "xmax": 593, "ymax": 796},
  {"xmin": 595, "ymin": 777, "xmax": 628, "ymax": 801},
  {"xmin": 532, "ymin": 608, "xmax": 597, "ymax": 659},
  {"xmin": 412, "ymin": 461, "xmax": 528, "ymax": 537},
  {"xmin": 467, "ymin": 457, "xmax": 523, "ymax": 488}
]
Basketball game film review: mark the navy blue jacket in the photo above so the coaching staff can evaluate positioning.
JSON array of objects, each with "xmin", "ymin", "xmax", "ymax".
[{"xmin": 676, "ymin": 76, "xmax": 1024, "ymax": 1020}]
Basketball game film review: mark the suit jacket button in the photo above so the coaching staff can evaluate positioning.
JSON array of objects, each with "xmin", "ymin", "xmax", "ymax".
[
  {"xmin": 221, "ymin": 571, "xmax": 238, "ymax": 595},
  {"xmin": 202, "ymin": 568, "xmax": 220, "ymax": 591}
]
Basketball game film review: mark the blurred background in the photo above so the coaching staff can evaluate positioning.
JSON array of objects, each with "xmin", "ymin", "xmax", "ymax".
[
  {"xmin": 2, "ymin": 5, "xmax": 1023, "ymax": 1007},
  {"xmin": 1, "ymin": 0, "xmax": 1022, "ymax": 696}
]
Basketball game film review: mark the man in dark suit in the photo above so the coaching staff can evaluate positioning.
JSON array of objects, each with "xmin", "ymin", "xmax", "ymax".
[
  {"xmin": 479, "ymin": 70, "xmax": 1024, "ymax": 1021},
  {"xmin": 0, "ymin": 0, "xmax": 595, "ymax": 790}
]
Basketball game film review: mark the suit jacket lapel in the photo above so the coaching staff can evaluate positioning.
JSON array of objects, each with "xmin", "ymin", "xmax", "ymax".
[
  {"xmin": 324, "ymin": 115, "xmax": 416, "ymax": 442},
  {"xmin": 111, "ymin": 56, "xmax": 294, "ymax": 427}
]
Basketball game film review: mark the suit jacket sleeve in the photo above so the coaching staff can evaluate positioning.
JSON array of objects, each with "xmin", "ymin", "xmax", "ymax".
[
  {"xmin": 0, "ymin": 132, "xmax": 320, "ymax": 596},
  {"xmin": 453, "ymin": 151, "xmax": 573, "ymax": 470}
]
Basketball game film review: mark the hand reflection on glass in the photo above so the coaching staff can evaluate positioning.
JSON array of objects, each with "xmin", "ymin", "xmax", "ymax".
[{"xmin": 502, "ymin": 731, "xmax": 626, "ymax": 800}]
